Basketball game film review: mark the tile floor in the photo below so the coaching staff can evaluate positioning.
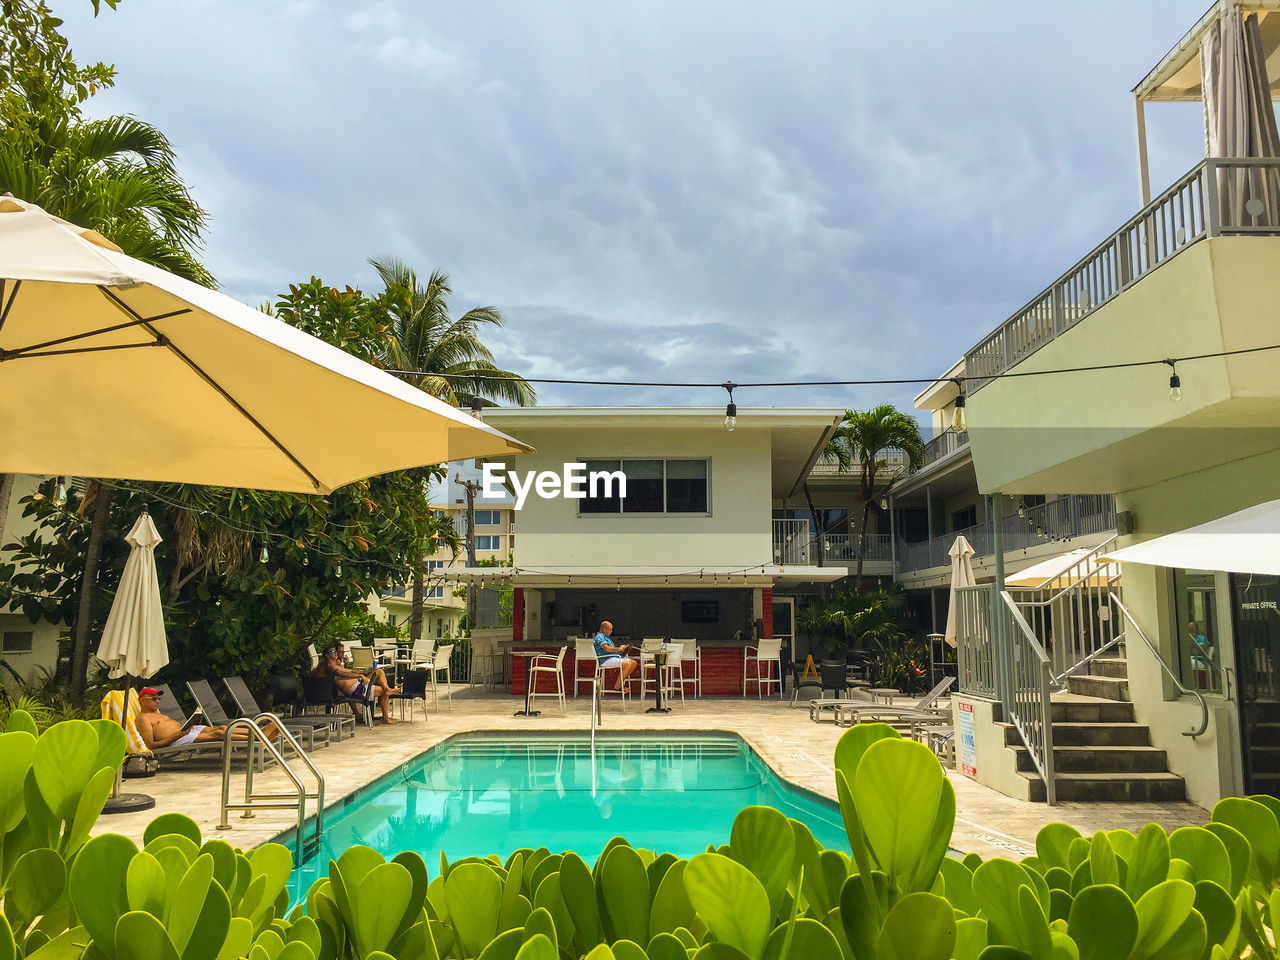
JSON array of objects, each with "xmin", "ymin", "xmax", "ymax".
[{"xmin": 96, "ymin": 686, "xmax": 1210, "ymax": 860}]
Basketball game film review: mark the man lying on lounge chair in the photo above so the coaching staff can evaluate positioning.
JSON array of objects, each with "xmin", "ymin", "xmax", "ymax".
[{"xmin": 136, "ymin": 686, "xmax": 280, "ymax": 749}]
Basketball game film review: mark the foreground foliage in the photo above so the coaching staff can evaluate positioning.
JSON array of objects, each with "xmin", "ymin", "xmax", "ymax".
[{"xmin": 2, "ymin": 710, "xmax": 1279, "ymax": 960}]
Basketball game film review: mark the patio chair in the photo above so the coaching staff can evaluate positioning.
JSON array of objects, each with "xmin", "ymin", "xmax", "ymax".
[
  {"xmin": 660, "ymin": 641, "xmax": 687, "ymax": 706},
  {"xmin": 469, "ymin": 636, "xmax": 501, "ymax": 690},
  {"xmin": 672, "ymin": 639, "xmax": 701, "ymax": 698},
  {"xmin": 350, "ymin": 645, "xmax": 380, "ymax": 672},
  {"xmin": 188, "ymin": 679, "xmax": 314, "ymax": 762},
  {"xmin": 831, "ymin": 676, "xmax": 955, "ymax": 727},
  {"xmin": 301, "ymin": 675, "xmax": 373, "ymax": 729},
  {"xmin": 427, "ymin": 643, "xmax": 456, "ymax": 711},
  {"xmin": 636, "ymin": 639, "xmax": 665, "ymax": 697},
  {"xmin": 528, "ymin": 646, "xmax": 568, "ymax": 715},
  {"xmin": 573, "ymin": 637, "xmax": 599, "ymax": 696},
  {"xmin": 223, "ymin": 675, "xmax": 349, "ymax": 745},
  {"xmin": 395, "ymin": 639, "xmax": 433, "ymax": 682},
  {"xmin": 743, "ymin": 639, "xmax": 783, "ymax": 697},
  {"xmin": 595, "ymin": 658, "xmax": 630, "ymax": 710},
  {"xmin": 390, "ymin": 669, "xmax": 431, "ymax": 722},
  {"xmin": 269, "ymin": 675, "xmax": 303, "ymax": 716}
]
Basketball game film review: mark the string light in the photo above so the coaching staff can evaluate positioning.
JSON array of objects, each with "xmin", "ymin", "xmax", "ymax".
[
  {"xmin": 54, "ymin": 476, "xmax": 67, "ymax": 507},
  {"xmin": 951, "ymin": 381, "xmax": 967, "ymax": 431},
  {"xmin": 723, "ymin": 382, "xmax": 737, "ymax": 432},
  {"xmin": 259, "ymin": 543, "xmax": 269, "ymax": 564},
  {"xmin": 1165, "ymin": 359, "xmax": 1182, "ymax": 402}
]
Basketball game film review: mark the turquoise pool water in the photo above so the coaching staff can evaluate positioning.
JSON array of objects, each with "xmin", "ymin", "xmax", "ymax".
[{"xmin": 283, "ymin": 732, "xmax": 844, "ymax": 899}]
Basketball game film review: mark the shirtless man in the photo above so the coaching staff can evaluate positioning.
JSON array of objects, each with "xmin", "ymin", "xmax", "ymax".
[
  {"xmin": 314, "ymin": 646, "xmax": 400, "ymax": 724},
  {"xmin": 135, "ymin": 687, "xmax": 280, "ymax": 749}
]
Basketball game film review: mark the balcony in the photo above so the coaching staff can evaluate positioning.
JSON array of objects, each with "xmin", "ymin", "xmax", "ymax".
[
  {"xmin": 896, "ymin": 494, "xmax": 1116, "ymax": 573},
  {"xmin": 919, "ymin": 428, "xmax": 968, "ymax": 470},
  {"xmin": 966, "ymin": 158, "xmax": 1280, "ymax": 393},
  {"xmin": 772, "ymin": 519, "xmax": 893, "ymax": 566},
  {"xmin": 808, "ymin": 449, "xmax": 909, "ymax": 479}
]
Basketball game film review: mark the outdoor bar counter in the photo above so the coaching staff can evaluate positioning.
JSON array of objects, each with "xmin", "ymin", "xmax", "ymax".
[{"xmin": 509, "ymin": 638, "xmax": 777, "ymax": 698}]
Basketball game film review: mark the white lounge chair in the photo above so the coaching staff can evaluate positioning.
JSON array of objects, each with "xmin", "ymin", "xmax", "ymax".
[{"xmin": 832, "ymin": 676, "xmax": 955, "ymax": 727}]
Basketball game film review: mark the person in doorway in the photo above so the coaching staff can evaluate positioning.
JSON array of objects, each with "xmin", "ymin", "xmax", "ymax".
[
  {"xmin": 313, "ymin": 645, "xmax": 401, "ymax": 724},
  {"xmin": 1189, "ymin": 620, "xmax": 1214, "ymax": 688},
  {"xmin": 135, "ymin": 687, "xmax": 280, "ymax": 750},
  {"xmin": 594, "ymin": 620, "xmax": 637, "ymax": 691}
]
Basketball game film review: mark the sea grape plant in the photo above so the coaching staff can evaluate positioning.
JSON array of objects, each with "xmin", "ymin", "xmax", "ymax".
[{"xmin": 3, "ymin": 709, "xmax": 1280, "ymax": 960}]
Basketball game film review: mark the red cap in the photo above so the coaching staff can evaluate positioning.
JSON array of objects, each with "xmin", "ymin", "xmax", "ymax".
[{"xmin": 139, "ymin": 687, "xmax": 162, "ymax": 696}]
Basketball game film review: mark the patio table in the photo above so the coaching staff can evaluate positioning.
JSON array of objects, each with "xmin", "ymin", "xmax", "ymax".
[
  {"xmin": 869, "ymin": 687, "xmax": 899, "ymax": 705},
  {"xmin": 645, "ymin": 648, "xmax": 673, "ymax": 714},
  {"xmin": 512, "ymin": 650, "xmax": 546, "ymax": 717}
]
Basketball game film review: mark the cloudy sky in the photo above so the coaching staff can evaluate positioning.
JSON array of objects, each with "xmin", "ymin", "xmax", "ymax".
[{"xmin": 63, "ymin": 0, "xmax": 1212, "ymax": 417}]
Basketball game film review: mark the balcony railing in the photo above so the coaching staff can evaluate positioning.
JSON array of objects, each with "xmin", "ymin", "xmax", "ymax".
[
  {"xmin": 897, "ymin": 494, "xmax": 1116, "ymax": 573},
  {"xmin": 919, "ymin": 428, "xmax": 968, "ymax": 469},
  {"xmin": 965, "ymin": 157, "xmax": 1280, "ymax": 393},
  {"xmin": 772, "ymin": 520, "xmax": 894, "ymax": 566},
  {"xmin": 809, "ymin": 449, "xmax": 909, "ymax": 478}
]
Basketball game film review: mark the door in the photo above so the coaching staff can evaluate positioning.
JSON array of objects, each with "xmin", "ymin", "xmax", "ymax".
[
  {"xmin": 1231, "ymin": 573, "xmax": 1280, "ymax": 798},
  {"xmin": 773, "ymin": 597, "xmax": 795, "ymax": 687}
]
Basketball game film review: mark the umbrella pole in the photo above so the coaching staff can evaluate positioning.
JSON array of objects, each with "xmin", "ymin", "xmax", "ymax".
[{"xmin": 102, "ymin": 675, "xmax": 156, "ymax": 814}]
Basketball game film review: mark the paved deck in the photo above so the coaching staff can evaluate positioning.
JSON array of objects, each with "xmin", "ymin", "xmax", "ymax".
[{"xmin": 96, "ymin": 686, "xmax": 1209, "ymax": 860}]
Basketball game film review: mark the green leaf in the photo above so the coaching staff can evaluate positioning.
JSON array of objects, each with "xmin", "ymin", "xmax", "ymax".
[
  {"xmin": 390, "ymin": 852, "xmax": 429, "ymax": 943},
  {"xmin": 1035, "ymin": 825, "xmax": 1082, "ymax": 873},
  {"xmin": 531, "ymin": 872, "xmax": 575, "ymax": 950},
  {"xmin": 65, "ymin": 766, "xmax": 117, "ymax": 856},
  {"xmin": 1124, "ymin": 824, "xmax": 1169, "ymax": 902},
  {"xmin": 248, "ymin": 845, "xmax": 294, "ymax": 927},
  {"xmin": 600, "ymin": 844, "xmax": 650, "ymax": 945},
  {"xmin": 730, "ymin": 806, "xmax": 795, "ymax": 919},
  {"xmin": 32, "ymin": 721, "xmax": 99, "ymax": 822},
  {"xmin": 972, "ymin": 860, "xmax": 1036, "ymax": 946},
  {"xmin": 1200, "ymin": 823, "xmax": 1249, "ymax": 896},
  {"xmin": 954, "ymin": 917, "xmax": 989, "ymax": 960},
  {"xmin": 352, "ymin": 861, "xmax": 413, "ymax": 959},
  {"xmin": 0, "ymin": 732, "xmax": 37, "ymax": 834},
  {"xmin": 876, "ymin": 892, "xmax": 955, "ymax": 960},
  {"xmin": 88, "ymin": 721, "xmax": 127, "ymax": 776},
  {"xmin": 909, "ymin": 777, "xmax": 956, "ymax": 894},
  {"xmin": 560, "ymin": 852, "xmax": 600, "ymax": 949},
  {"xmin": 443, "ymin": 862, "xmax": 502, "ymax": 957},
  {"xmin": 684, "ymin": 853, "xmax": 771, "ymax": 960},
  {"xmin": 649, "ymin": 859, "xmax": 694, "ymax": 939},
  {"xmin": 1192, "ymin": 881, "xmax": 1237, "ymax": 956},
  {"xmin": 1211, "ymin": 797, "xmax": 1280, "ymax": 885},
  {"xmin": 217, "ymin": 918, "xmax": 254, "ymax": 960},
  {"xmin": 5, "ymin": 712, "xmax": 38, "ymax": 737},
  {"xmin": 512, "ymin": 933, "xmax": 556, "ymax": 960},
  {"xmin": 1013, "ymin": 884, "xmax": 1051, "ymax": 960},
  {"xmin": 1167, "ymin": 828, "xmax": 1230, "ymax": 890},
  {"xmin": 144, "ymin": 814, "xmax": 203, "ymax": 848},
  {"xmin": 4, "ymin": 848, "xmax": 66, "ymax": 932},
  {"xmin": 852, "ymin": 739, "xmax": 944, "ymax": 888},
  {"xmin": 762, "ymin": 916, "xmax": 841, "ymax": 960},
  {"xmin": 790, "ymin": 821, "xmax": 831, "ymax": 917},
  {"xmin": 124, "ymin": 851, "xmax": 168, "ymax": 918},
  {"xmin": 115, "ymin": 911, "xmax": 180, "ymax": 960},
  {"xmin": 69, "ymin": 833, "xmax": 138, "ymax": 960},
  {"xmin": 477, "ymin": 928, "xmax": 523, "ymax": 960},
  {"xmin": 25, "ymin": 925, "xmax": 92, "ymax": 960},
  {"xmin": 1130, "ymin": 879, "xmax": 1195, "ymax": 960},
  {"xmin": 1087, "ymin": 833, "xmax": 1118, "ymax": 888}
]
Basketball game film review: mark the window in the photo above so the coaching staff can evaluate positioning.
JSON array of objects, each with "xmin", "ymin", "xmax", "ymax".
[
  {"xmin": 1174, "ymin": 569, "xmax": 1220, "ymax": 692},
  {"xmin": 579, "ymin": 459, "xmax": 709, "ymax": 515},
  {"xmin": 1, "ymin": 631, "xmax": 33, "ymax": 654},
  {"xmin": 474, "ymin": 510, "xmax": 502, "ymax": 526},
  {"xmin": 425, "ymin": 560, "xmax": 444, "ymax": 599},
  {"xmin": 475, "ymin": 535, "xmax": 500, "ymax": 550},
  {"xmin": 435, "ymin": 618, "xmax": 444, "ymax": 638},
  {"xmin": 951, "ymin": 505, "xmax": 977, "ymax": 531}
]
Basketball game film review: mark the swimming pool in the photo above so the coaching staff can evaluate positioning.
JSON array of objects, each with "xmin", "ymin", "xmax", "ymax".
[{"xmin": 282, "ymin": 732, "xmax": 845, "ymax": 899}]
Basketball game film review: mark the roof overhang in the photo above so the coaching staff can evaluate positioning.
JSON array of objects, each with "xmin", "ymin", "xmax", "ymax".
[
  {"xmin": 479, "ymin": 407, "xmax": 844, "ymax": 499},
  {"xmin": 913, "ymin": 359, "xmax": 966, "ymax": 412},
  {"xmin": 1135, "ymin": 1, "xmax": 1280, "ymax": 102},
  {"xmin": 440, "ymin": 564, "xmax": 848, "ymax": 588}
]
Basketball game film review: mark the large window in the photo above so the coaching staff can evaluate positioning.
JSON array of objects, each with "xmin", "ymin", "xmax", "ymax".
[
  {"xmin": 474, "ymin": 510, "xmax": 502, "ymax": 526},
  {"xmin": 579, "ymin": 459, "xmax": 709, "ymax": 515},
  {"xmin": 475, "ymin": 535, "xmax": 501, "ymax": 550},
  {"xmin": 1173, "ymin": 568, "xmax": 1221, "ymax": 692},
  {"xmin": 1, "ymin": 631, "xmax": 33, "ymax": 654},
  {"xmin": 425, "ymin": 560, "xmax": 444, "ymax": 599}
]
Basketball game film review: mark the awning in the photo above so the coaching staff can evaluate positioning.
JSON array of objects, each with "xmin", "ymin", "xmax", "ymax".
[
  {"xmin": 1005, "ymin": 548, "xmax": 1120, "ymax": 589},
  {"xmin": 1105, "ymin": 498, "xmax": 1280, "ymax": 575},
  {"xmin": 441, "ymin": 565, "xmax": 848, "ymax": 588}
]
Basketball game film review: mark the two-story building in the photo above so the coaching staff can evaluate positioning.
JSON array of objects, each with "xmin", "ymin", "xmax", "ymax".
[{"xmin": 451, "ymin": 407, "xmax": 847, "ymax": 694}]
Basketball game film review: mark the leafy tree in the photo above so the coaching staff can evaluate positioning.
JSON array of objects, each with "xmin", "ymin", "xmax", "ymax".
[
  {"xmin": 369, "ymin": 257, "xmax": 534, "ymax": 643},
  {"xmin": 827, "ymin": 404, "xmax": 925, "ymax": 588}
]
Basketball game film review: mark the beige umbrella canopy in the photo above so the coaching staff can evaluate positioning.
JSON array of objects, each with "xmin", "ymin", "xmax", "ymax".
[
  {"xmin": 96, "ymin": 511, "xmax": 169, "ymax": 681},
  {"xmin": 943, "ymin": 535, "xmax": 977, "ymax": 649},
  {"xmin": 0, "ymin": 196, "xmax": 533, "ymax": 493}
]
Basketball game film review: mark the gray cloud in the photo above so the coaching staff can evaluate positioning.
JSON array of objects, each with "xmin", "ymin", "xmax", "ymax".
[{"xmin": 61, "ymin": 0, "xmax": 1212, "ymax": 415}]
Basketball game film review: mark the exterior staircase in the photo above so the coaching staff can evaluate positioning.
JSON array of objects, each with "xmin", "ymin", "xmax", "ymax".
[{"xmin": 1000, "ymin": 643, "xmax": 1187, "ymax": 801}]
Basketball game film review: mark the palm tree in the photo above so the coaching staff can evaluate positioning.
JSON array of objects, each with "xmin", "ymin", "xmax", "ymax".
[
  {"xmin": 369, "ymin": 257, "xmax": 535, "ymax": 643},
  {"xmin": 829, "ymin": 404, "xmax": 926, "ymax": 589}
]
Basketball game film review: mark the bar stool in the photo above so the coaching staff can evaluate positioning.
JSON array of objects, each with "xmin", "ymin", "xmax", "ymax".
[
  {"xmin": 528, "ymin": 646, "xmax": 568, "ymax": 715},
  {"xmin": 743, "ymin": 639, "xmax": 783, "ymax": 697}
]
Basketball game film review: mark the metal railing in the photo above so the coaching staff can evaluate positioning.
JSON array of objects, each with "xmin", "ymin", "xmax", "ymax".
[
  {"xmin": 773, "ymin": 518, "xmax": 811, "ymax": 564},
  {"xmin": 955, "ymin": 584, "xmax": 997, "ymax": 699},
  {"xmin": 966, "ymin": 157, "xmax": 1280, "ymax": 392},
  {"xmin": 819, "ymin": 533, "xmax": 893, "ymax": 562},
  {"xmin": 1007, "ymin": 536, "xmax": 1124, "ymax": 686},
  {"xmin": 808, "ymin": 450, "xmax": 910, "ymax": 478},
  {"xmin": 218, "ymin": 714, "xmax": 325, "ymax": 859},
  {"xmin": 591, "ymin": 676, "xmax": 602, "ymax": 797},
  {"xmin": 919, "ymin": 428, "xmax": 968, "ymax": 470},
  {"xmin": 1001, "ymin": 591, "xmax": 1056, "ymax": 805},
  {"xmin": 1110, "ymin": 593, "xmax": 1209, "ymax": 739}
]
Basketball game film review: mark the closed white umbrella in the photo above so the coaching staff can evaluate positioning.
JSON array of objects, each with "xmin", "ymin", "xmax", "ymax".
[
  {"xmin": 0, "ymin": 196, "xmax": 533, "ymax": 492},
  {"xmin": 97, "ymin": 511, "xmax": 169, "ymax": 680},
  {"xmin": 943, "ymin": 535, "xmax": 976, "ymax": 648}
]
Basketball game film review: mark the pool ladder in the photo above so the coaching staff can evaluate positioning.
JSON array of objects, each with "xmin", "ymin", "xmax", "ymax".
[
  {"xmin": 217, "ymin": 713, "xmax": 325, "ymax": 860},
  {"xmin": 591, "ymin": 676, "xmax": 603, "ymax": 797}
]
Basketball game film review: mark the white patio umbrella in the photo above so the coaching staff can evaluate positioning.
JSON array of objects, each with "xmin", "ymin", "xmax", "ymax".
[
  {"xmin": 95, "ymin": 509, "xmax": 168, "ymax": 813},
  {"xmin": 97, "ymin": 511, "xmax": 169, "ymax": 681},
  {"xmin": 1106, "ymin": 497, "xmax": 1280, "ymax": 575},
  {"xmin": 0, "ymin": 196, "xmax": 532, "ymax": 492},
  {"xmin": 943, "ymin": 535, "xmax": 976, "ymax": 648}
]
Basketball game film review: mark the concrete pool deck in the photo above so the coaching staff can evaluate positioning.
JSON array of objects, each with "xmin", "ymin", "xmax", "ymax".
[{"xmin": 95, "ymin": 687, "xmax": 1209, "ymax": 860}]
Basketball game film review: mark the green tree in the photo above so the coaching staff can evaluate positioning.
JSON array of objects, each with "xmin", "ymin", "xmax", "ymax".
[
  {"xmin": 369, "ymin": 257, "xmax": 534, "ymax": 643},
  {"xmin": 828, "ymin": 404, "xmax": 925, "ymax": 589}
]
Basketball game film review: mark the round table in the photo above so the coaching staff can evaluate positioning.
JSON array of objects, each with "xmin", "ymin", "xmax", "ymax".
[
  {"xmin": 645, "ymin": 649, "xmax": 672, "ymax": 714},
  {"xmin": 869, "ymin": 687, "xmax": 899, "ymax": 705},
  {"xmin": 513, "ymin": 650, "xmax": 547, "ymax": 717}
]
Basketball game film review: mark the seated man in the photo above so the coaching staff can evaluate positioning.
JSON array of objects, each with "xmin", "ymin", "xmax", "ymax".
[
  {"xmin": 593, "ymin": 620, "xmax": 637, "ymax": 691},
  {"xmin": 136, "ymin": 687, "xmax": 280, "ymax": 750},
  {"xmin": 313, "ymin": 645, "xmax": 400, "ymax": 725}
]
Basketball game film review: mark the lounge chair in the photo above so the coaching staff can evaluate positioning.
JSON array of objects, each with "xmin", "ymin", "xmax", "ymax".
[
  {"xmin": 832, "ymin": 676, "xmax": 955, "ymax": 727},
  {"xmin": 808, "ymin": 686, "xmax": 875, "ymax": 723},
  {"xmin": 221, "ymin": 676, "xmax": 346, "ymax": 746},
  {"xmin": 119, "ymin": 684, "xmax": 254, "ymax": 766}
]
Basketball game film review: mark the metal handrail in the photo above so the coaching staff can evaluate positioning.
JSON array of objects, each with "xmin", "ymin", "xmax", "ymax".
[
  {"xmin": 1109, "ymin": 593, "xmax": 1208, "ymax": 738},
  {"xmin": 590, "ymin": 675, "xmax": 601, "ymax": 797},
  {"xmin": 217, "ymin": 715, "xmax": 326, "ymax": 858},
  {"xmin": 1000, "ymin": 591, "xmax": 1056, "ymax": 804}
]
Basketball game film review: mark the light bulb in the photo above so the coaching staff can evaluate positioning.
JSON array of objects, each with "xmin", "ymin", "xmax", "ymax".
[
  {"xmin": 260, "ymin": 544, "xmax": 269, "ymax": 564},
  {"xmin": 1017, "ymin": 501, "xmax": 1026, "ymax": 518},
  {"xmin": 725, "ymin": 401, "xmax": 737, "ymax": 432},
  {"xmin": 470, "ymin": 395, "xmax": 484, "ymax": 417},
  {"xmin": 1169, "ymin": 374, "xmax": 1182, "ymax": 402},
  {"xmin": 54, "ymin": 477, "xmax": 67, "ymax": 507},
  {"xmin": 335, "ymin": 559, "xmax": 342, "ymax": 577},
  {"xmin": 302, "ymin": 555, "xmax": 309, "ymax": 566},
  {"xmin": 951, "ymin": 396, "xmax": 967, "ymax": 432}
]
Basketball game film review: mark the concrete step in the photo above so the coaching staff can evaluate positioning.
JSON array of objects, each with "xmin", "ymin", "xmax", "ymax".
[
  {"xmin": 1088, "ymin": 657, "xmax": 1129, "ymax": 680},
  {"xmin": 1013, "ymin": 744, "xmax": 1169, "ymax": 774},
  {"xmin": 1066, "ymin": 674, "xmax": 1130, "ymax": 702},
  {"xmin": 1011, "ymin": 721, "xmax": 1151, "ymax": 747},
  {"xmin": 1047, "ymin": 699, "xmax": 1135, "ymax": 723},
  {"xmin": 1023, "ymin": 771, "xmax": 1187, "ymax": 802}
]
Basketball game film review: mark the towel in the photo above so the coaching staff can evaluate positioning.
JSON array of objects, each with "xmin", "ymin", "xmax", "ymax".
[{"xmin": 100, "ymin": 690, "xmax": 151, "ymax": 755}]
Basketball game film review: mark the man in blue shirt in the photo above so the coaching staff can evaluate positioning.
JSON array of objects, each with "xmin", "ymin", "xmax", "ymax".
[{"xmin": 593, "ymin": 620, "xmax": 637, "ymax": 691}]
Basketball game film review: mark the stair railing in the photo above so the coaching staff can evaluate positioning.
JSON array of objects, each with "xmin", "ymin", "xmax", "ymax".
[
  {"xmin": 999, "ymin": 590, "xmax": 1057, "ymax": 804},
  {"xmin": 1109, "ymin": 592, "xmax": 1209, "ymax": 738},
  {"xmin": 1008, "ymin": 536, "xmax": 1125, "ymax": 687}
]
